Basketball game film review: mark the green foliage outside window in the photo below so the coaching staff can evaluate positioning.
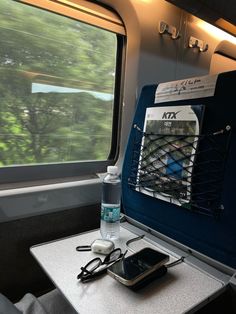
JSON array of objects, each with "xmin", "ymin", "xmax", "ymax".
[{"xmin": 0, "ymin": 0, "xmax": 117, "ymax": 166}]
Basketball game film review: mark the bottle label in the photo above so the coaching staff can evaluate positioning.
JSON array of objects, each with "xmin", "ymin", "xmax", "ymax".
[{"xmin": 101, "ymin": 205, "xmax": 120, "ymax": 223}]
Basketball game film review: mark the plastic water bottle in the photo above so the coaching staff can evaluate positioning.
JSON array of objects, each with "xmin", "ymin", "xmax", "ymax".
[{"xmin": 100, "ymin": 166, "xmax": 121, "ymax": 240}]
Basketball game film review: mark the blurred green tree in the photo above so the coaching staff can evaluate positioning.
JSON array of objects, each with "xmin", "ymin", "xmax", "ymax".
[{"xmin": 0, "ymin": 0, "xmax": 116, "ymax": 165}]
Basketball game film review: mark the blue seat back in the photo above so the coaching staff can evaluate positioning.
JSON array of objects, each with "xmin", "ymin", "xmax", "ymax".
[{"xmin": 122, "ymin": 71, "xmax": 236, "ymax": 268}]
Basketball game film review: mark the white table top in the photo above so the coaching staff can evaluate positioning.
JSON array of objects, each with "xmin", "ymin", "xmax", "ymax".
[{"xmin": 30, "ymin": 226, "xmax": 223, "ymax": 314}]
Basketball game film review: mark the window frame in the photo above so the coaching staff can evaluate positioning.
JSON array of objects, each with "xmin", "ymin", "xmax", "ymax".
[{"xmin": 0, "ymin": 0, "xmax": 125, "ymax": 186}]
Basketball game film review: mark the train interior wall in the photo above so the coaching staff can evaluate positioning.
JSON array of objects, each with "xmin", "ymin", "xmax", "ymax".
[{"xmin": 0, "ymin": 0, "xmax": 235, "ymax": 310}]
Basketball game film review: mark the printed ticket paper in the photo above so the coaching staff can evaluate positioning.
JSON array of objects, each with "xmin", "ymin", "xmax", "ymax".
[{"xmin": 155, "ymin": 74, "xmax": 218, "ymax": 103}]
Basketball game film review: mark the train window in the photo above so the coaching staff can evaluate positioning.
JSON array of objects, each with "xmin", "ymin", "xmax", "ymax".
[{"xmin": 0, "ymin": 0, "xmax": 125, "ymax": 185}]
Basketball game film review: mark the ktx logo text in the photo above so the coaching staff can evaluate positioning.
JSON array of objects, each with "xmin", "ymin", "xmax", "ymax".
[{"xmin": 162, "ymin": 111, "xmax": 180, "ymax": 119}]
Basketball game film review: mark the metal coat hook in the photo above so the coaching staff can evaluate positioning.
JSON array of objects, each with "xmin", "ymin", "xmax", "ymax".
[
  {"xmin": 189, "ymin": 36, "xmax": 208, "ymax": 52},
  {"xmin": 159, "ymin": 21, "xmax": 180, "ymax": 40},
  {"xmin": 199, "ymin": 43, "xmax": 208, "ymax": 52}
]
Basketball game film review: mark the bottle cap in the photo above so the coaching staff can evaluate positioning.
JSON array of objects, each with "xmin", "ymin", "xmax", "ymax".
[{"xmin": 107, "ymin": 166, "xmax": 118, "ymax": 174}]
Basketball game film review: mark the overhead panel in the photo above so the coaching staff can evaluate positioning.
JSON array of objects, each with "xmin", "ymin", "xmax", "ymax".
[{"xmin": 165, "ymin": 0, "xmax": 236, "ymax": 36}]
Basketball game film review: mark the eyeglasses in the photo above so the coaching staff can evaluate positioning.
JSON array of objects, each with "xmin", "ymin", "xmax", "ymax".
[{"xmin": 77, "ymin": 248, "xmax": 126, "ymax": 282}]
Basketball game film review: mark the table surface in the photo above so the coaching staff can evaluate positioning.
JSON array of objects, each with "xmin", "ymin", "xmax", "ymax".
[{"xmin": 30, "ymin": 226, "xmax": 223, "ymax": 314}]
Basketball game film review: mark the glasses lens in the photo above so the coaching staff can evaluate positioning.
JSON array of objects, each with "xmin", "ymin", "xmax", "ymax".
[
  {"xmin": 81, "ymin": 265, "xmax": 107, "ymax": 282},
  {"xmin": 86, "ymin": 258, "xmax": 101, "ymax": 272},
  {"xmin": 77, "ymin": 258, "xmax": 101, "ymax": 279},
  {"xmin": 104, "ymin": 248, "xmax": 121, "ymax": 264}
]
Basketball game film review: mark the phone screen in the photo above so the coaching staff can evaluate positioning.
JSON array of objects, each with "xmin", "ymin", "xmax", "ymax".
[{"xmin": 108, "ymin": 247, "xmax": 169, "ymax": 281}]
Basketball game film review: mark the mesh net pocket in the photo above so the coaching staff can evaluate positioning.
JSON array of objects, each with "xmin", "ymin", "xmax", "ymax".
[{"xmin": 128, "ymin": 124, "xmax": 231, "ymax": 217}]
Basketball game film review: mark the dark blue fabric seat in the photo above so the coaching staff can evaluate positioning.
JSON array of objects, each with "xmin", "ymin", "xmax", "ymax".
[{"xmin": 122, "ymin": 70, "xmax": 236, "ymax": 268}]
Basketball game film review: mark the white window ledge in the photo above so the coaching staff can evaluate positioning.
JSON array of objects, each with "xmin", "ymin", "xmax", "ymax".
[{"xmin": 0, "ymin": 178, "xmax": 102, "ymax": 222}]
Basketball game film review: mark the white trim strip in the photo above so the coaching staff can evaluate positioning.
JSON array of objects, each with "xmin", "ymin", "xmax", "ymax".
[
  {"xmin": 0, "ymin": 178, "xmax": 101, "ymax": 197},
  {"xmin": 20, "ymin": 0, "xmax": 126, "ymax": 35}
]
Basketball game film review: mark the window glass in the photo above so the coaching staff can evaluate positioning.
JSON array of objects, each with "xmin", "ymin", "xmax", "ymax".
[{"xmin": 0, "ymin": 0, "xmax": 117, "ymax": 167}]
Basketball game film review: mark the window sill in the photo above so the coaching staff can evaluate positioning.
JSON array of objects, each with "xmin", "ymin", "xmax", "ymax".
[
  {"xmin": 0, "ymin": 174, "xmax": 99, "ymax": 194},
  {"xmin": 0, "ymin": 176, "xmax": 103, "ymax": 222}
]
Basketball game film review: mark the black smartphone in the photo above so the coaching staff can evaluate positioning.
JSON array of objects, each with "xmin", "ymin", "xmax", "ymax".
[{"xmin": 107, "ymin": 247, "xmax": 169, "ymax": 286}]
